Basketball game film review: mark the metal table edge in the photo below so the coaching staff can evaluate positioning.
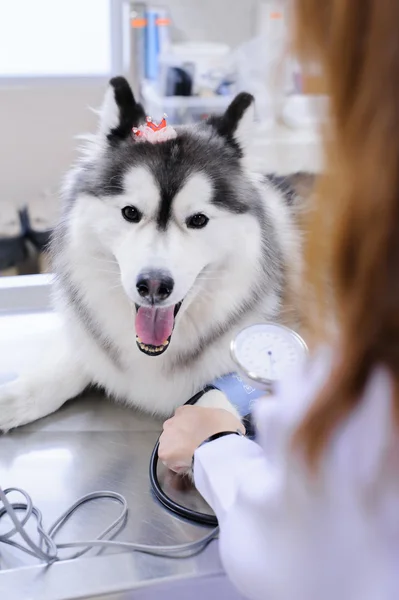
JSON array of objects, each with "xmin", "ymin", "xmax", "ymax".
[{"xmin": 0, "ymin": 273, "xmax": 53, "ymax": 313}]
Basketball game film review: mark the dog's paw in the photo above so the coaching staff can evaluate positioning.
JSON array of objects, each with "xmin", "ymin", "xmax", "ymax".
[
  {"xmin": 196, "ymin": 388, "xmax": 241, "ymax": 421},
  {"xmin": 0, "ymin": 378, "xmax": 43, "ymax": 432},
  {"xmin": 163, "ymin": 466, "xmax": 195, "ymax": 488}
]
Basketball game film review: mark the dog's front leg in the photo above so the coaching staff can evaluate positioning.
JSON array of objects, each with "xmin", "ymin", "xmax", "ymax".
[
  {"xmin": 195, "ymin": 388, "xmax": 242, "ymax": 422},
  {"xmin": 0, "ymin": 335, "xmax": 89, "ymax": 432}
]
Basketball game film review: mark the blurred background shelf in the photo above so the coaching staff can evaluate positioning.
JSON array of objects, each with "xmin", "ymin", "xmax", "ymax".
[
  {"xmin": 141, "ymin": 79, "xmax": 234, "ymax": 123},
  {"xmin": 0, "ymin": 0, "xmax": 325, "ymax": 277}
]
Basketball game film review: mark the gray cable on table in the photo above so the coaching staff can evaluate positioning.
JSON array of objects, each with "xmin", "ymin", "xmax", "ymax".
[{"xmin": 0, "ymin": 486, "xmax": 218, "ymax": 563}]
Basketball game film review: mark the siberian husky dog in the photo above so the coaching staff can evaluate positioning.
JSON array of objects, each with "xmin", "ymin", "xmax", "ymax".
[{"xmin": 0, "ymin": 77, "xmax": 306, "ymax": 432}]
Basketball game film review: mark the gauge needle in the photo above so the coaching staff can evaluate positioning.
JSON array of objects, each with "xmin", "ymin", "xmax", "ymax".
[{"xmin": 267, "ymin": 351, "xmax": 275, "ymax": 377}]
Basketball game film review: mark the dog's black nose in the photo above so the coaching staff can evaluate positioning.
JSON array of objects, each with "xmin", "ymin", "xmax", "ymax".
[{"xmin": 136, "ymin": 271, "xmax": 174, "ymax": 303}]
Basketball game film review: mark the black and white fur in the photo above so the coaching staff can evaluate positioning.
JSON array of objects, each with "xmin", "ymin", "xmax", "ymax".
[{"xmin": 0, "ymin": 77, "xmax": 302, "ymax": 432}]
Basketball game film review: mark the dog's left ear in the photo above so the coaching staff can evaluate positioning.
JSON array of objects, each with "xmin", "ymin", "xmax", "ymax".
[
  {"xmin": 99, "ymin": 76, "xmax": 146, "ymax": 143},
  {"xmin": 209, "ymin": 92, "xmax": 255, "ymax": 153}
]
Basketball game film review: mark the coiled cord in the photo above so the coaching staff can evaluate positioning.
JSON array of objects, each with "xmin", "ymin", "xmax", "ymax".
[
  {"xmin": 0, "ymin": 486, "xmax": 218, "ymax": 564},
  {"xmin": 0, "ymin": 386, "xmax": 222, "ymax": 564}
]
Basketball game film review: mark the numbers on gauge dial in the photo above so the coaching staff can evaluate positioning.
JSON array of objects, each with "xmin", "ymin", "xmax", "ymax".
[{"xmin": 234, "ymin": 325, "xmax": 306, "ymax": 382}]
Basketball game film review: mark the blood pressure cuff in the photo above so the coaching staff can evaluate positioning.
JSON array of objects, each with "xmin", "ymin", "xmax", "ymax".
[{"xmin": 212, "ymin": 373, "xmax": 266, "ymax": 440}]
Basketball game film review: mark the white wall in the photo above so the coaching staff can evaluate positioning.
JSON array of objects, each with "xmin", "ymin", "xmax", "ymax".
[
  {"xmin": 167, "ymin": 0, "xmax": 258, "ymax": 47},
  {"xmin": 0, "ymin": 81, "xmax": 105, "ymax": 207},
  {"xmin": 0, "ymin": 0, "xmax": 258, "ymax": 209}
]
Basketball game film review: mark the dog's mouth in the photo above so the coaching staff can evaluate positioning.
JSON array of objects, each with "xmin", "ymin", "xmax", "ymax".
[{"xmin": 135, "ymin": 302, "xmax": 182, "ymax": 356}]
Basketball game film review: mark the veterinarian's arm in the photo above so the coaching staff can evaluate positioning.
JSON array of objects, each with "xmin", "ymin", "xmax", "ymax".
[
  {"xmin": 192, "ymin": 398, "xmax": 291, "ymax": 600},
  {"xmin": 159, "ymin": 401, "xmax": 273, "ymax": 521},
  {"xmin": 159, "ymin": 356, "xmax": 336, "ymax": 600},
  {"xmin": 193, "ymin": 354, "xmax": 332, "ymax": 520},
  {"xmin": 193, "ymin": 433, "xmax": 268, "ymax": 521}
]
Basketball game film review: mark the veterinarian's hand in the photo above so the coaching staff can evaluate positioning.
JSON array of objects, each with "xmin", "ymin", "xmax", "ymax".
[{"xmin": 158, "ymin": 406, "xmax": 245, "ymax": 473}]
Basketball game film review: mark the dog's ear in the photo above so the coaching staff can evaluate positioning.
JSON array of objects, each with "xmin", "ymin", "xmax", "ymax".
[
  {"xmin": 208, "ymin": 92, "xmax": 255, "ymax": 153},
  {"xmin": 99, "ymin": 76, "xmax": 146, "ymax": 143}
]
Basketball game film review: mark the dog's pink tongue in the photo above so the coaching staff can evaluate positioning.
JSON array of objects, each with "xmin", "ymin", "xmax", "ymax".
[{"xmin": 135, "ymin": 306, "xmax": 175, "ymax": 346}]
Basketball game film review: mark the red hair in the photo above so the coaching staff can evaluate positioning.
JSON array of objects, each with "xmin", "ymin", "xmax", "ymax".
[{"xmin": 292, "ymin": 0, "xmax": 399, "ymax": 465}]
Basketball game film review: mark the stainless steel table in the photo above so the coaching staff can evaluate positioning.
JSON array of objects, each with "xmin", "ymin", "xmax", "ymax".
[{"xmin": 0, "ymin": 276, "xmax": 244, "ymax": 600}]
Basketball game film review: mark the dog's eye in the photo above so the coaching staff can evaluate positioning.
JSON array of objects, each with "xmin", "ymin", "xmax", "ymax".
[
  {"xmin": 122, "ymin": 206, "xmax": 142, "ymax": 223},
  {"xmin": 186, "ymin": 213, "xmax": 209, "ymax": 229}
]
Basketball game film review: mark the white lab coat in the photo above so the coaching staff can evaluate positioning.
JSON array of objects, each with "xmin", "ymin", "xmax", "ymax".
[{"xmin": 194, "ymin": 352, "xmax": 399, "ymax": 600}]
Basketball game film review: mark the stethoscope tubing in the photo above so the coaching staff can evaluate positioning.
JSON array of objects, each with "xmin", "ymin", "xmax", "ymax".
[{"xmin": 149, "ymin": 386, "xmax": 219, "ymax": 527}]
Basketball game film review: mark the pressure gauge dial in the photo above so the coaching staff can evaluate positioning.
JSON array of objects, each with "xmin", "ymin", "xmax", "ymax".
[{"xmin": 231, "ymin": 323, "xmax": 308, "ymax": 392}]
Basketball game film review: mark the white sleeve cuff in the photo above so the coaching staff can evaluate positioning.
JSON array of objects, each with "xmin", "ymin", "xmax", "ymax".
[{"xmin": 193, "ymin": 434, "xmax": 264, "ymax": 522}]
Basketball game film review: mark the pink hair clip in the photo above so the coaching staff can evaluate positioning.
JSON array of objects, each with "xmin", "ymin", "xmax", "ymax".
[{"xmin": 132, "ymin": 114, "xmax": 177, "ymax": 143}]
